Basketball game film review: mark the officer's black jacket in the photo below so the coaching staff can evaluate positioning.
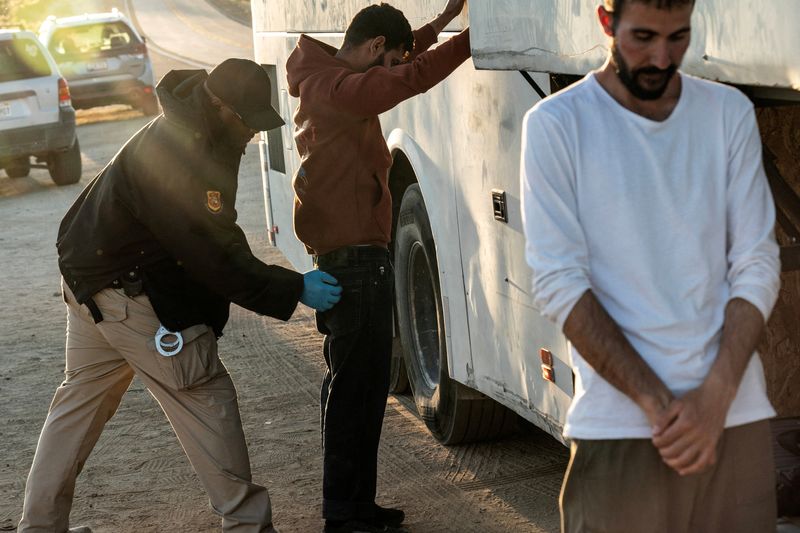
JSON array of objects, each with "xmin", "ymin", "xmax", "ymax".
[{"xmin": 57, "ymin": 69, "xmax": 304, "ymax": 336}]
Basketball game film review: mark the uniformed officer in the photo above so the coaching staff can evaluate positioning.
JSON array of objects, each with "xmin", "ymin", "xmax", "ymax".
[{"xmin": 18, "ymin": 58, "xmax": 342, "ymax": 533}]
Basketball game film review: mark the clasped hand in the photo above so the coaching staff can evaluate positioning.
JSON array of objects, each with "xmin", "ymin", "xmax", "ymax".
[
  {"xmin": 648, "ymin": 382, "xmax": 731, "ymax": 477},
  {"xmin": 300, "ymin": 270, "xmax": 342, "ymax": 312}
]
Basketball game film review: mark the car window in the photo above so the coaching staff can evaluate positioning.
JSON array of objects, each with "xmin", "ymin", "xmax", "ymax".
[
  {"xmin": 0, "ymin": 38, "xmax": 52, "ymax": 82},
  {"xmin": 49, "ymin": 22, "xmax": 140, "ymax": 59}
]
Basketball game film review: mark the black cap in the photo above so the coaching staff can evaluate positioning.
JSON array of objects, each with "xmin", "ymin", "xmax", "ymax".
[{"xmin": 206, "ymin": 58, "xmax": 284, "ymax": 131}]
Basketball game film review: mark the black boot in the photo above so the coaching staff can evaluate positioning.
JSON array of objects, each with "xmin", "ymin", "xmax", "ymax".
[{"xmin": 372, "ymin": 505, "xmax": 405, "ymax": 527}]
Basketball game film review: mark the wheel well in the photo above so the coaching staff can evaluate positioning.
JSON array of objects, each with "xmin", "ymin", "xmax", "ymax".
[{"xmin": 389, "ymin": 150, "xmax": 419, "ymax": 255}]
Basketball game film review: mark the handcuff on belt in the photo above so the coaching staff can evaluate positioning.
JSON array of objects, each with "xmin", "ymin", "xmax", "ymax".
[{"xmin": 155, "ymin": 325, "xmax": 183, "ymax": 357}]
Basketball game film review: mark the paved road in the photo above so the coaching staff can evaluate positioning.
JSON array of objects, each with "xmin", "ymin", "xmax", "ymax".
[{"xmin": 128, "ymin": 0, "xmax": 252, "ymax": 67}]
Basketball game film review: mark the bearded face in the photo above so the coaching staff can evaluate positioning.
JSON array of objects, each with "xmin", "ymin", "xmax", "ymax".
[{"xmin": 611, "ymin": 41, "xmax": 678, "ymax": 101}]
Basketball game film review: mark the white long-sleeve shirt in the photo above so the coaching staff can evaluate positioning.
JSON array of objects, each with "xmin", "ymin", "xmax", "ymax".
[{"xmin": 521, "ymin": 73, "xmax": 781, "ymax": 439}]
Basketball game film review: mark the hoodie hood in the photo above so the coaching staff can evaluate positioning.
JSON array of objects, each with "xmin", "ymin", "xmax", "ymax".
[
  {"xmin": 156, "ymin": 69, "xmax": 209, "ymax": 131},
  {"xmin": 287, "ymin": 35, "xmax": 348, "ymax": 97}
]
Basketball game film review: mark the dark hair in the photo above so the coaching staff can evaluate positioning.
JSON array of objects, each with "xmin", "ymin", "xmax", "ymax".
[
  {"xmin": 343, "ymin": 3, "xmax": 414, "ymax": 54},
  {"xmin": 606, "ymin": 0, "xmax": 695, "ymax": 28}
]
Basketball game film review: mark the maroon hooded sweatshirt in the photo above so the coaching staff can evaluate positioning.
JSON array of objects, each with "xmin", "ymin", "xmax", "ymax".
[{"xmin": 286, "ymin": 25, "xmax": 471, "ymax": 255}]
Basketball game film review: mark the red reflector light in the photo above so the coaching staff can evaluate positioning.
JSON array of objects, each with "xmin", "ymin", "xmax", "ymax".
[
  {"xmin": 58, "ymin": 77, "xmax": 71, "ymax": 107},
  {"xmin": 540, "ymin": 348, "xmax": 555, "ymax": 383},
  {"xmin": 143, "ymin": 86, "xmax": 154, "ymax": 94}
]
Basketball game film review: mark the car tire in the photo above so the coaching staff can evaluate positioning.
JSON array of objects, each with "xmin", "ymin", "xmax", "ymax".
[
  {"xmin": 140, "ymin": 94, "xmax": 160, "ymax": 116},
  {"xmin": 48, "ymin": 138, "xmax": 82, "ymax": 186},
  {"xmin": 395, "ymin": 185, "xmax": 516, "ymax": 445},
  {"xmin": 5, "ymin": 157, "xmax": 31, "ymax": 178}
]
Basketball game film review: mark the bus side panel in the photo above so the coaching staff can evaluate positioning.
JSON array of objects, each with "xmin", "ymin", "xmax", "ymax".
[
  {"xmin": 385, "ymin": 130, "xmax": 476, "ymax": 387},
  {"xmin": 253, "ymin": 32, "xmax": 313, "ymax": 272},
  {"xmin": 469, "ymin": 0, "xmax": 800, "ymax": 91},
  {"xmin": 440, "ymin": 66, "xmax": 573, "ymax": 427},
  {"xmin": 382, "ymin": 57, "xmax": 573, "ymax": 430}
]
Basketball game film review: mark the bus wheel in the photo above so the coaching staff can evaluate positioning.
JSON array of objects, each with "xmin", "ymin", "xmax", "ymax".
[{"xmin": 395, "ymin": 185, "xmax": 516, "ymax": 445}]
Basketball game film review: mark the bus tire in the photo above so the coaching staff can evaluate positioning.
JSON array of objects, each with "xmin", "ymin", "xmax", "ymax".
[{"xmin": 395, "ymin": 185, "xmax": 516, "ymax": 445}]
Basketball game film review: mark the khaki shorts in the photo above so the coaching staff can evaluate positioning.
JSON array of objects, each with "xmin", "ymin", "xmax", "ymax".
[{"xmin": 560, "ymin": 420, "xmax": 776, "ymax": 533}]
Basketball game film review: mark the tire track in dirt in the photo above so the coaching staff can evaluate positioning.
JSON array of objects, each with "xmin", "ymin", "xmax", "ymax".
[{"xmin": 230, "ymin": 308, "xmax": 322, "ymax": 399}]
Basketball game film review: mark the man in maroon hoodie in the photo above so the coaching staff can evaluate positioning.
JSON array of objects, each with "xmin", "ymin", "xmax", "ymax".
[{"xmin": 286, "ymin": 2, "xmax": 471, "ymax": 532}]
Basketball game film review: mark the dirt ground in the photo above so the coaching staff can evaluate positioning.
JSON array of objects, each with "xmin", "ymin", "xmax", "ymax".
[{"xmin": 0, "ymin": 44, "xmax": 567, "ymax": 533}]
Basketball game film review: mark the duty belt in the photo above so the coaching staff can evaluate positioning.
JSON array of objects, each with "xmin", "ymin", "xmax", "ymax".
[
  {"xmin": 85, "ymin": 268, "xmax": 144, "ymax": 324},
  {"xmin": 108, "ymin": 268, "xmax": 144, "ymax": 297},
  {"xmin": 314, "ymin": 245, "xmax": 389, "ymax": 269}
]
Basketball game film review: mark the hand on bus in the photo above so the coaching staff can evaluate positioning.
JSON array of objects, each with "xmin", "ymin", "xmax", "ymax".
[
  {"xmin": 442, "ymin": 0, "xmax": 467, "ymax": 17},
  {"xmin": 431, "ymin": 0, "xmax": 467, "ymax": 33},
  {"xmin": 300, "ymin": 270, "xmax": 342, "ymax": 311}
]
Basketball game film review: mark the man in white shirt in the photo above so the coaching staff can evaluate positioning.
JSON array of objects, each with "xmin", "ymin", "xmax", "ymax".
[{"xmin": 520, "ymin": 1, "xmax": 781, "ymax": 531}]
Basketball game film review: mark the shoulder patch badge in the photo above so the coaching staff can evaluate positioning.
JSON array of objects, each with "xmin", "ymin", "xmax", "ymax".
[{"xmin": 207, "ymin": 191, "xmax": 223, "ymax": 214}]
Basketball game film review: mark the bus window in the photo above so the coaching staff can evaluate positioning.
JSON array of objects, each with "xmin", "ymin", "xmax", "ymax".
[{"xmin": 262, "ymin": 63, "xmax": 286, "ymax": 174}]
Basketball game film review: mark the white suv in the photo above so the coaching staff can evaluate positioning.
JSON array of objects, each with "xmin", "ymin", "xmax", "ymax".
[
  {"xmin": 0, "ymin": 29, "xmax": 81, "ymax": 185},
  {"xmin": 39, "ymin": 10, "xmax": 158, "ymax": 115}
]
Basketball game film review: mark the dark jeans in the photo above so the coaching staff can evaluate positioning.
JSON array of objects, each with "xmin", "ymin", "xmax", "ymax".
[{"xmin": 315, "ymin": 247, "xmax": 394, "ymax": 521}]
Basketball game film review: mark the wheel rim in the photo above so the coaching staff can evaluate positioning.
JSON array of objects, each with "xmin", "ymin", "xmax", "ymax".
[{"xmin": 408, "ymin": 241, "xmax": 441, "ymax": 390}]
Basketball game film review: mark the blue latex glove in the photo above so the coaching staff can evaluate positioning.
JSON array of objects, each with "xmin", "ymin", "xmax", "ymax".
[{"xmin": 300, "ymin": 270, "xmax": 342, "ymax": 311}]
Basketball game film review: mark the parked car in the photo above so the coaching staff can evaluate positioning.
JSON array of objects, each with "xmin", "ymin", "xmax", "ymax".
[
  {"xmin": 38, "ymin": 9, "xmax": 159, "ymax": 115},
  {"xmin": 0, "ymin": 29, "xmax": 81, "ymax": 185}
]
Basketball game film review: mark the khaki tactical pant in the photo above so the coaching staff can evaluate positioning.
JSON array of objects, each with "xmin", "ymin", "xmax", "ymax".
[
  {"xmin": 560, "ymin": 420, "xmax": 776, "ymax": 533},
  {"xmin": 18, "ymin": 281, "xmax": 273, "ymax": 532}
]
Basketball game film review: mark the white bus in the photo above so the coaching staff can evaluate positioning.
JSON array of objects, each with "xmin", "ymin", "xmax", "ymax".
[{"xmin": 251, "ymin": 0, "xmax": 800, "ymax": 445}]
